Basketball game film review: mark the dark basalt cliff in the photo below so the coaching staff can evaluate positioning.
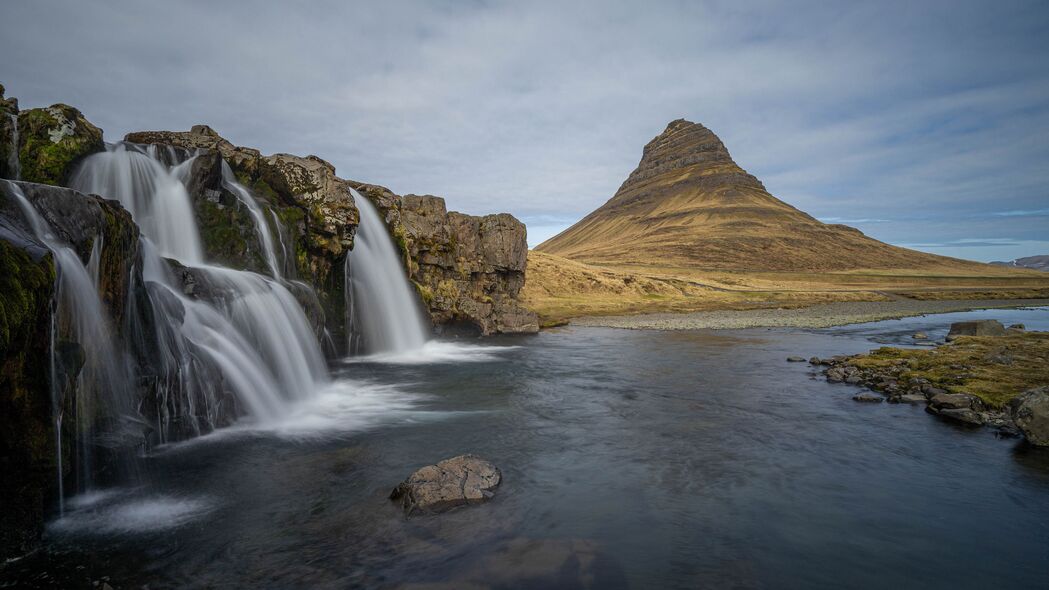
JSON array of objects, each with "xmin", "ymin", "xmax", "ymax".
[{"xmin": 538, "ymin": 119, "xmax": 987, "ymax": 272}]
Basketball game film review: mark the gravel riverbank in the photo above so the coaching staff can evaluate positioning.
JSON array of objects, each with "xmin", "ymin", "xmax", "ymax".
[{"xmin": 570, "ymin": 298, "xmax": 1049, "ymax": 330}]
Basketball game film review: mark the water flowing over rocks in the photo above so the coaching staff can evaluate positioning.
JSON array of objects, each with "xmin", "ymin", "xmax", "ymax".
[
  {"xmin": 0, "ymin": 180, "xmax": 140, "ymax": 559},
  {"xmin": 126, "ymin": 125, "xmax": 537, "ymax": 340},
  {"xmin": 353, "ymin": 184, "xmax": 538, "ymax": 335},
  {"xmin": 390, "ymin": 455, "xmax": 502, "ymax": 514}
]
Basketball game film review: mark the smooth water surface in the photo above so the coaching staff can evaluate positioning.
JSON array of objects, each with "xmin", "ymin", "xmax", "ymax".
[{"xmin": 5, "ymin": 308, "xmax": 1049, "ymax": 589}]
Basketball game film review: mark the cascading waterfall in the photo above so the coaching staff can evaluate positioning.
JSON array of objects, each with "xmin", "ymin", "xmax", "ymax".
[
  {"xmin": 69, "ymin": 143, "xmax": 203, "ymax": 263},
  {"xmin": 70, "ymin": 145, "xmax": 329, "ymax": 442},
  {"xmin": 219, "ymin": 161, "xmax": 282, "ymax": 278},
  {"xmin": 4, "ymin": 181, "xmax": 138, "ymax": 506},
  {"xmin": 345, "ymin": 188, "xmax": 429, "ymax": 354},
  {"xmin": 7, "ymin": 113, "xmax": 20, "ymax": 180}
]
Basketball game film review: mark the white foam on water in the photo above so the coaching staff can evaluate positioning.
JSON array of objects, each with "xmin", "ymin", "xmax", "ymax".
[
  {"xmin": 49, "ymin": 491, "xmax": 214, "ymax": 535},
  {"xmin": 344, "ymin": 340, "xmax": 518, "ymax": 365}
]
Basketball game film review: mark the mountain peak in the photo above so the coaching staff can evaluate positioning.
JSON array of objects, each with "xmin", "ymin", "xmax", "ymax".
[{"xmin": 537, "ymin": 120, "xmax": 974, "ymax": 272}]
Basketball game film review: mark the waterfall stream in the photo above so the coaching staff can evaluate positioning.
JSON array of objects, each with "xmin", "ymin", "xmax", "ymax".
[
  {"xmin": 4, "ymin": 181, "xmax": 138, "ymax": 506},
  {"xmin": 7, "ymin": 113, "xmax": 20, "ymax": 180},
  {"xmin": 345, "ymin": 188, "xmax": 429, "ymax": 354},
  {"xmin": 70, "ymin": 145, "xmax": 329, "ymax": 439}
]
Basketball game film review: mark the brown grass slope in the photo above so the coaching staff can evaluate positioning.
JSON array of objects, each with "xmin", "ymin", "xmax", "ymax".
[{"xmin": 536, "ymin": 119, "xmax": 992, "ymax": 273}]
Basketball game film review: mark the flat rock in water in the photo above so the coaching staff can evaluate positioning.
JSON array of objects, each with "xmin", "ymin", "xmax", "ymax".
[
  {"xmin": 913, "ymin": 332, "xmax": 928, "ymax": 340},
  {"xmin": 930, "ymin": 392, "xmax": 975, "ymax": 410},
  {"xmin": 853, "ymin": 393, "xmax": 883, "ymax": 403},
  {"xmin": 787, "ymin": 356, "xmax": 806, "ymax": 362},
  {"xmin": 390, "ymin": 455, "xmax": 501, "ymax": 514}
]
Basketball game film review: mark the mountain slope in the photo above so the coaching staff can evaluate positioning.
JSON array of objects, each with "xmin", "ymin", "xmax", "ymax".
[
  {"xmin": 537, "ymin": 119, "xmax": 986, "ymax": 272},
  {"xmin": 992, "ymin": 255, "xmax": 1049, "ymax": 272}
]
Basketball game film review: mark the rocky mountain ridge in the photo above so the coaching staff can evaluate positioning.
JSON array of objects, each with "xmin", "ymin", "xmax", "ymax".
[{"xmin": 538, "ymin": 119, "xmax": 991, "ymax": 272}]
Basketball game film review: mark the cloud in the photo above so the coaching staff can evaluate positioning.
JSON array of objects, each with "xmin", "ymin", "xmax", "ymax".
[
  {"xmin": 2, "ymin": 0, "xmax": 1047, "ymax": 261},
  {"xmin": 992, "ymin": 208, "xmax": 1049, "ymax": 217}
]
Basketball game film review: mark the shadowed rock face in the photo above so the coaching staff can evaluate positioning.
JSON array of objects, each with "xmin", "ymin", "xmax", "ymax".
[
  {"xmin": 537, "ymin": 119, "xmax": 987, "ymax": 272},
  {"xmin": 0, "ymin": 181, "xmax": 139, "ymax": 560},
  {"xmin": 352, "ymin": 183, "xmax": 539, "ymax": 335}
]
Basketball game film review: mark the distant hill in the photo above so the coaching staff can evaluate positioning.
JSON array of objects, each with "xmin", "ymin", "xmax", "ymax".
[
  {"xmin": 991, "ymin": 255, "xmax": 1049, "ymax": 272},
  {"xmin": 537, "ymin": 119, "xmax": 991, "ymax": 273}
]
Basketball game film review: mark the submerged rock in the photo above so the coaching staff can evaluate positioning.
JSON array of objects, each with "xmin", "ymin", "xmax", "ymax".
[
  {"xmin": 1009, "ymin": 387, "xmax": 1049, "ymax": 446},
  {"xmin": 786, "ymin": 356, "xmax": 805, "ymax": 362},
  {"xmin": 853, "ymin": 392, "xmax": 883, "ymax": 403},
  {"xmin": 390, "ymin": 455, "xmax": 501, "ymax": 515},
  {"xmin": 946, "ymin": 320, "xmax": 1006, "ymax": 341}
]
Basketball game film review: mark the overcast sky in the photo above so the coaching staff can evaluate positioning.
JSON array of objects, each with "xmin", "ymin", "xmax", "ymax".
[{"xmin": 2, "ymin": 0, "xmax": 1047, "ymax": 260}]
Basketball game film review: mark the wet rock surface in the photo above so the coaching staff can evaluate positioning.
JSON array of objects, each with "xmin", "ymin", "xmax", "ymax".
[
  {"xmin": 390, "ymin": 455, "xmax": 502, "ymax": 514},
  {"xmin": 353, "ymin": 184, "xmax": 539, "ymax": 335},
  {"xmin": 1010, "ymin": 387, "xmax": 1049, "ymax": 446}
]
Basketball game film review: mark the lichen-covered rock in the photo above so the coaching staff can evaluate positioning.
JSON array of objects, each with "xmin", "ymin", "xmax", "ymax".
[
  {"xmin": 353, "ymin": 184, "xmax": 539, "ymax": 335},
  {"xmin": 0, "ymin": 84, "xmax": 20, "ymax": 181},
  {"xmin": 390, "ymin": 455, "xmax": 501, "ymax": 514},
  {"xmin": 1010, "ymin": 387, "xmax": 1049, "ymax": 446},
  {"xmin": 17, "ymin": 104, "xmax": 103, "ymax": 186}
]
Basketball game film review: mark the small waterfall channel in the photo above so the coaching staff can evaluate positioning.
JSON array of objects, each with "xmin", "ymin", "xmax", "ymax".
[{"xmin": 344, "ymin": 188, "xmax": 429, "ymax": 354}]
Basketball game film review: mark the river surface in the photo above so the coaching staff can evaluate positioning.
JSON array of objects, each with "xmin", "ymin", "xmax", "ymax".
[{"xmin": 5, "ymin": 307, "xmax": 1049, "ymax": 589}]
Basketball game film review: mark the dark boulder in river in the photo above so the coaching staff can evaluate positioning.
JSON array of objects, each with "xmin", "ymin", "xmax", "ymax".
[
  {"xmin": 390, "ymin": 455, "xmax": 501, "ymax": 515},
  {"xmin": 946, "ymin": 320, "xmax": 1006, "ymax": 341},
  {"xmin": 1010, "ymin": 387, "xmax": 1049, "ymax": 446}
]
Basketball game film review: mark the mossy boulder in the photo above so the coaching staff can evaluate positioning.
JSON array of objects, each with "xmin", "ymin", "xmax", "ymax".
[{"xmin": 17, "ymin": 104, "xmax": 103, "ymax": 186}]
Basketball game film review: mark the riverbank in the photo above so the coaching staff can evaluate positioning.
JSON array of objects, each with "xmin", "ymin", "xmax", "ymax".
[{"xmin": 570, "ymin": 298, "xmax": 1049, "ymax": 330}]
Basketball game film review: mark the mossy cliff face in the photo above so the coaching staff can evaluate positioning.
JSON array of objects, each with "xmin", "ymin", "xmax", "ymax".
[
  {"xmin": 17, "ymin": 103, "xmax": 103, "ymax": 186},
  {"xmin": 0, "ymin": 84, "xmax": 20, "ymax": 180},
  {"xmin": 0, "ymin": 181, "xmax": 140, "ymax": 559},
  {"xmin": 351, "ymin": 183, "xmax": 539, "ymax": 335}
]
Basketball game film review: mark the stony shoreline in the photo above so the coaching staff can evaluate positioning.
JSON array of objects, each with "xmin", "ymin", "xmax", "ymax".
[{"xmin": 570, "ymin": 298, "xmax": 1049, "ymax": 330}]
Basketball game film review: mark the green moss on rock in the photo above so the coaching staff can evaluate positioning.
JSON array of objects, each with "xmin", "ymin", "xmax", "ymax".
[{"xmin": 17, "ymin": 105, "xmax": 103, "ymax": 186}]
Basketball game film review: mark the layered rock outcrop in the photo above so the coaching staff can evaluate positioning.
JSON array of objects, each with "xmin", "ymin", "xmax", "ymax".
[
  {"xmin": 352, "ymin": 183, "xmax": 538, "ymax": 335},
  {"xmin": 129, "ymin": 126, "xmax": 537, "ymax": 338}
]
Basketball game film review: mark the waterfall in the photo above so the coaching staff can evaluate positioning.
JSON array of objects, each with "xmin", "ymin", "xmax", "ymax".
[
  {"xmin": 70, "ymin": 146, "xmax": 329, "ymax": 439},
  {"xmin": 69, "ymin": 144, "xmax": 203, "ymax": 264},
  {"xmin": 345, "ymin": 188, "xmax": 429, "ymax": 354},
  {"xmin": 7, "ymin": 113, "xmax": 20, "ymax": 180},
  {"xmin": 4, "ymin": 181, "xmax": 138, "ymax": 504},
  {"xmin": 219, "ymin": 161, "xmax": 282, "ymax": 278}
]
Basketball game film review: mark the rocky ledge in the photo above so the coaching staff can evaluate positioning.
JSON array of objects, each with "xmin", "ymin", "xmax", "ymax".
[
  {"xmin": 814, "ymin": 322, "xmax": 1049, "ymax": 445},
  {"xmin": 353, "ymin": 183, "xmax": 538, "ymax": 335},
  {"xmin": 126, "ymin": 126, "xmax": 537, "ymax": 338}
]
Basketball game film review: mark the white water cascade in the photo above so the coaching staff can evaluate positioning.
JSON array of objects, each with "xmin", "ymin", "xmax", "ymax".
[
  {"xmin": 4, "ymin": 181, "xmax": 137, "ymax": 506},
  {"xmin": 69, "ymin": 144, "xmax": 203, "ymax": 263},
  {"xmin": 220, "ymin": 161, "xmax": 282, "ymax": 278},
  {"xmin": 345, "ymin": 188, "xmax": 429, "ymax": 354},
  {"xmin": 6, "ymin": 113, "xmax": 20, "ymax": 180},
  {"xmin": 70, "ymin": 145, "xmax": 329, "ymax": 439}
]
